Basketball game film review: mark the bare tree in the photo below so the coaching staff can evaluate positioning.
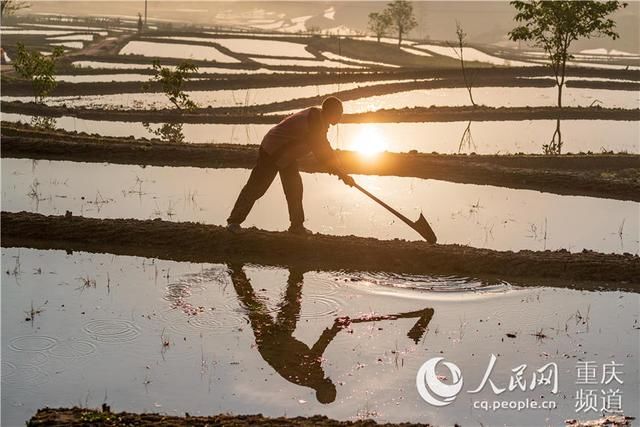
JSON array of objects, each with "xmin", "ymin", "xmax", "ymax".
[{"xmin": 450, "ymin": 21, "xmax": 475, "ymax": 107}]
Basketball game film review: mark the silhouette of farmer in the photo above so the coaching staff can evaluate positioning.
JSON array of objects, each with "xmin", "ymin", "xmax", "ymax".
[
  {"xmin": 227, "ymin": 97, "xmax": 355, "ymax": 235},
  {"xmin": 229, "ymin": 264, "xmax": 346, "ymax": 403}
]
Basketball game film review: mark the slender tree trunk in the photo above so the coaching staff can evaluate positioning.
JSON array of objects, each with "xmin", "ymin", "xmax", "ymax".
[
  {"xmin": 557, "ymin": 83, "xmax": 563, "ymax": 108},
  {"xmin": 559, "ymin": 59, "xmax": 567, "ymax": 108},
  {"xmin": 556, "ymin": 118, "xmax": 562, "ymax": 154},
  {"xmin": 398, "ymin": 29, "xmax": 402, "ymax": 46},
  {"xmin": 459, "ymin": 43, "xmax": 475, "ymax": 106}
]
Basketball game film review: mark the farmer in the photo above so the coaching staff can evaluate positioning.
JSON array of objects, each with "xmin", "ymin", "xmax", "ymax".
[{"xmin": 226, "ymin": 96, "xmax": 356, "ymax": 235}]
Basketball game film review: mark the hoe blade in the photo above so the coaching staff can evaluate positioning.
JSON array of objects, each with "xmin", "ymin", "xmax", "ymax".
[
  {"xmin": 407, "ymin": 308, "xmax": 435, "ymax": 344},
  {"xmin": 413, "ymin": 213, "xmax": 437, "ymax": 244}
]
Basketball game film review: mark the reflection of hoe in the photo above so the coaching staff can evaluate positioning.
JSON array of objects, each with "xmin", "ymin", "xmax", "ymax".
[
  {"xmin": 353, "ymin": 183, "xmax": 437, "ymax": 244},
  {"xmin": 342, "ymin": 307, "xmax": 434, "ymax": 344}
]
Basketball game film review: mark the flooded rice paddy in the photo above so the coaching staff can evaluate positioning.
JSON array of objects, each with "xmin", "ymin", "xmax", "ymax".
[
  {"xmin": 339, "ymin": 86, "xmax": 640, "ymax": 112},
  {"xmin": 1, "ymin": 18, "xmax": 639, "ymax": 426},
  {"xmin": 48, "ymin": 34, "xmax": 95, "ymax": 41},
  {"xmin": 413, "ymin": 44, "xmax": 538, "ymax": 67},
  {"xmin": 2, "ymin": 159, "xmax": 638, "ymax": 254},
  {"xmin": 55, "ymin": 74, "xmax": 168, "ymax": 83},
  {"xmin": 248, "ymin": 57, "xmax": 363, "ymax": 68},
  {"xmin": 4, "ymin": 85, "xmax": 638, "ymax": 110},
  {"xmin": 3, "ymin": 113, "xmax": 638, "ymax": 154},
  {"xmin": 1, "ymin": 80, "xmax": 420, "ymax": 110},
  {"xmin": 154, "ymin": 37, "xmax": 316, "ymax": 58},
  {"xmin": 320, "ymin": 51, "xmax": 401, "ymax": 68},
  {"xmin": 119, "ymin": 41, "xmax": 242, "ymax": 63},
  {"xmin": 70, "ymin": 61, "xmax": 316, "ymax": 74},
  {"xmin": 1, "ymin": 247, "xmax": 638, "ymax": 426}
]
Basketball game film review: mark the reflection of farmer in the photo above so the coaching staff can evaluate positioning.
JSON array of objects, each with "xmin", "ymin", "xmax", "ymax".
[
  {"xmin": 226, "ymin": 97, "xmax": 356, "ymax": 235},
  {"xmin": 228, "ymin": 264, "xmax": 435, "ymax": 404},
  {"xmin": 229, "ymin": 264, "xmax": 347, "ymax": 403}
]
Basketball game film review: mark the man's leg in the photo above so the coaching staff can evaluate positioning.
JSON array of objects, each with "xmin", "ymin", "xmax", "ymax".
[
  {"xmin": 227, "ymin": 152, "xmax": 278, "ymax": 225},
  {"xmin": 279, "ymin": 161, "xmax": 305, "ymax": 228},
  {"xmin": 276, "ymin": 268, "xmax": 305, "ymax": 335}
]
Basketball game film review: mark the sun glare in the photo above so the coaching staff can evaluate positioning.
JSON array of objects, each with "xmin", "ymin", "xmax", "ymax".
[{"xmin": 350, "ymin": 124, "xmax": 388, "ymax": 158}]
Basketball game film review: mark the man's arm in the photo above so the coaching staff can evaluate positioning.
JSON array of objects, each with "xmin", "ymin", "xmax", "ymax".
[
  {"xmin": 308, "ymin": 110, "xmax": 355, "ymax": 187},
  {"xmin": 310, "ymin": 317, "xmax": 351, "ymax": 357}
]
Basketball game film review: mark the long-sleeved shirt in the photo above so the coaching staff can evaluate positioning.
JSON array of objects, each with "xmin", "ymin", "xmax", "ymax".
[{"xmin": 261, "ymin": 107, "xmax": 338, "ymax": 171}]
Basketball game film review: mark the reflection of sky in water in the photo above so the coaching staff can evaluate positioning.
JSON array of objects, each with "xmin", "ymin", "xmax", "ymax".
[
  {"xmin": 4, "ymin": 85, "xmax": 637, "ymax": 110},
  {"xmin": 2, "ymin": 159, "xmax": 638, "ymax": 254},
  {"xmin": 3, "ymin": 113, "xmax": 638, "ymax": 154},
  {"xmin": 119, "ymin": 40, "xmax": 241, "ymax": 63},
  {"xmin": 340, "ymin": 86, "xmax": 640, "ymax": 112},
  {"xmin": 1, "ymin": 247, "xmax": 638, "ymax": 426},
  {"xmin": 154, "ymin": 36, "xmax": 315, "ymax": 58},
  {"xmin": 414, "ymin": 44, "xmax": 537, "ymax": 67},
  {"xmin": 2, "ymin": 80, "xmax": 408, "ymax": 109},
  {"xmin": 71, "ymin": 60, "xmax": 316, "ymax": 73}
]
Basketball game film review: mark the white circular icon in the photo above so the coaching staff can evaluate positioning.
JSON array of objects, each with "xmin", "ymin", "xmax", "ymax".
[{"xmin": 416, "ymin": 357, "xmax": 464, "ymax": 406}]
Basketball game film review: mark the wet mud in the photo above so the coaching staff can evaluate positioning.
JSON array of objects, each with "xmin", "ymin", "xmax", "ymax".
[
  {"xmin": 27, "ymin": 407, "xmax": 431, "ymax": 426},
  {"xmin": 2, "ymin": 212, "xmax": 639, "ymax": 287}
]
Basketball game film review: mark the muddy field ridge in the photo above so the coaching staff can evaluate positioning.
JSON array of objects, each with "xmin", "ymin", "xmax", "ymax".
[{"xmin": 3, "ymin": 212, "xmax": 639, "ymax": 289}]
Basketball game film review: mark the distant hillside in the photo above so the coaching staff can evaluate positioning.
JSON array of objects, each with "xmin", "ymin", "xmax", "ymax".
[{"xmin": 20, "ymin": 0, "xmax": 639, "ymax": 53}]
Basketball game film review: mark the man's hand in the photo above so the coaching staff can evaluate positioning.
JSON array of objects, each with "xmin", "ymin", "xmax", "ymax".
[
  {"xmin": 340, "ymin": 174, "xmax": 356, "ymax": 187},
  {"xmin": 334, "ymin": 316, "xmax": 351, "ymax": 329}
]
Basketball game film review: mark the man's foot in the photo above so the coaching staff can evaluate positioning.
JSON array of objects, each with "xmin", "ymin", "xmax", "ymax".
[
  {"xmin": 288, "ymin": 224, "xmax": 313, "ymax": 235},
  {"xmin": 226, "ymin": 223, "xmax": 243, "ymax": 234}
]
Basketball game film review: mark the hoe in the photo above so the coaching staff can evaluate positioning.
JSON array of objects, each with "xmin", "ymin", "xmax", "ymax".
[{"xmin": 353, "ymin": 183, "xmax": 437, "ymax": 244}]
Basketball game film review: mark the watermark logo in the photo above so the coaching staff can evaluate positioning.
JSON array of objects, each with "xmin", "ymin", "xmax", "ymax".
[
  {"xmin": 417, "ymin": 354, "xmax": 560, "ymax": 411},
  {"xmin": 416, "ymin": 357, "xmax": 464, "ymax": 406}
]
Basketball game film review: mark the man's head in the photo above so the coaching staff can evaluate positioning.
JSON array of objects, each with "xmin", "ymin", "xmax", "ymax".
[
  {"xmin": 321, "ymin": 96, "xmax": 343, "ymax": 126},
  {"xmin": 315, "ymin": 377, "xmax": 337, "ymax": 404}
]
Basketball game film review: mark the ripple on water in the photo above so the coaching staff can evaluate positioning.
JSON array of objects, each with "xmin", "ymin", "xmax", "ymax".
[
  {"xmin": 9, "ymin": 335, "xmax": 58, "ymax": 352},
  {"xmin": 1, "ymin": 365, "xmax": 49, "ymax": 387},
  {"xmin": 49, "ymin": 338, "xmax": 97, "ymax": 358},
  {"xmin": 83, "ymin": 319, "xmax": 141, "ymax": 343},
  {"xmin": 14, "ymin": 351, "xmax": 50, "ymax": 367},
  {"xmin": 299, "ymin": 294, "xmax": 341, "ymax": 319},
  {"xmin": 158, "ymin": 306, "xmax": 245, "ymax": 335},
  {"xmin": 162, "ymin": 268, "xmax": 230, "ymax": 302},
  {"xmin": 351, "ymin": 272, "xmax": 512, "ymax": 293},
  {"xmin": 305, "ymin": 273, "xmax": 345, "ymax": 296},
  {"xmin": 1, "ymin": 361, "xmax": 17, "ymax": 382},
  {"xmin": 164, "ymin": 282, "xmax": 194, "ymax": 300},
  {"xmin": 186, "ymin": 308, "xmax": 246, "ymax": 333}
]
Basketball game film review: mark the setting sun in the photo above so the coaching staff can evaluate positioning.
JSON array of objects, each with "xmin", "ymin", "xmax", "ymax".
[{"xmin": 349, "ymin": 124, "xmax": 388, "ymax": 158}]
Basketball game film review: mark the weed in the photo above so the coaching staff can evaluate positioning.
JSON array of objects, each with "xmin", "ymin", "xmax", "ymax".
[
  {"xmin": 76, "ymin": 275, "xmax": 97, "ymax": 292},
  {"xmin": 27, "ymin": 179, "xmax": 43, "ymax": 202},
  {"xmin": 24, "ymin": 300, "xmax": 47, "ymax": 322}
]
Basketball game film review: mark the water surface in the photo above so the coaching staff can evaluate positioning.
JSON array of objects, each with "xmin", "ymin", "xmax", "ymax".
[
  {"xmin": 1, "ymin": 247, "xmax": 637, "ymax": 426},
  {"xmin": 3, "ymin": 113, "xmax": 638, "ymax": 154},
  {"xmin": 119, "ymin": 41, "xmax": 241, "ymax": 63},
  {"xmin": 2, "ymin": 159, "xmax": 637, "ymax": 254}
]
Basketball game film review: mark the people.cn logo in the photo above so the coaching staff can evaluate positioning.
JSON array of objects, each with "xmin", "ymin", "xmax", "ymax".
[{"xmin": 416, "ymin": 357, "xmax": 464, "ymax": 406}]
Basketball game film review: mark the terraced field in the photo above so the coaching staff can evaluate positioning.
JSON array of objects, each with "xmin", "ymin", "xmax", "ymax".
[{"xmin": 1, "ymin": 13, "xmax": 639, "ymax": 427}]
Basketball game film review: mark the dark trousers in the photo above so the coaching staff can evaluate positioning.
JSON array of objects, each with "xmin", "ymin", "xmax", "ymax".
[{"xmin": 227, "ymin": 149, "xmax": 304, "ymax": 226}]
